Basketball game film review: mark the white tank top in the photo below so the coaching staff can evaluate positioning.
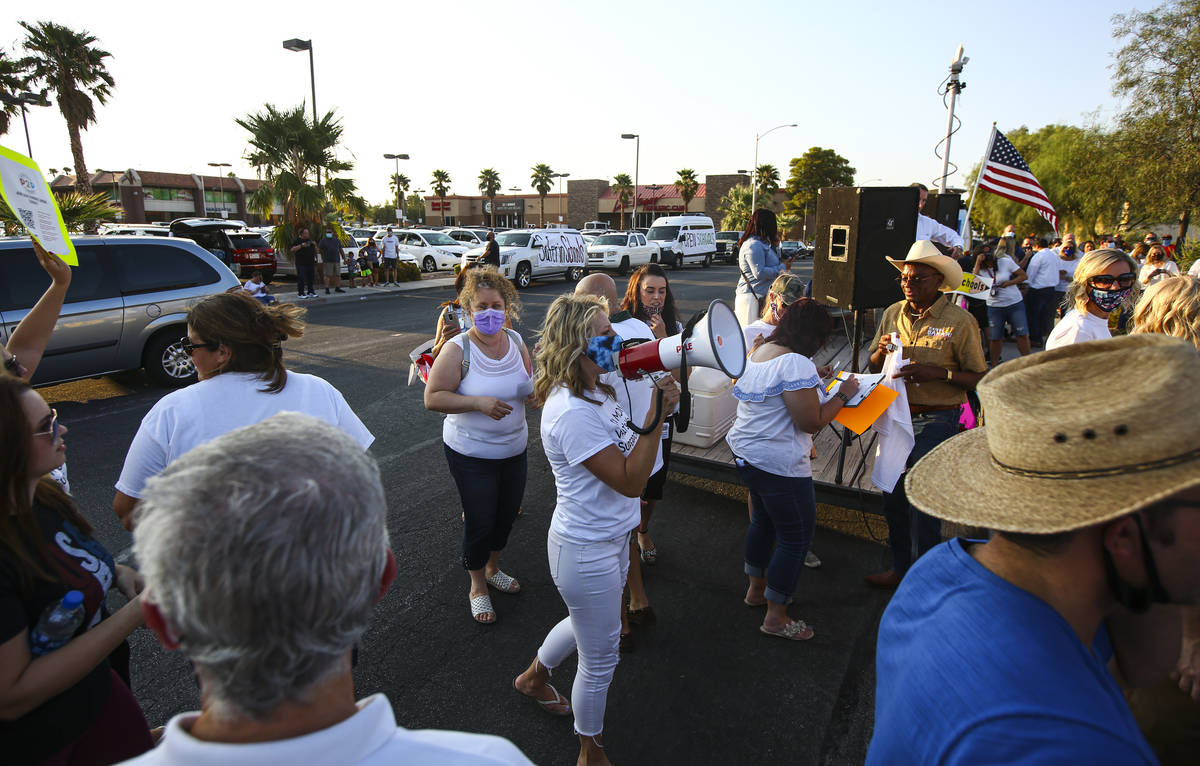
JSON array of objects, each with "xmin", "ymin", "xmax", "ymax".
[{"xmin": 442, "ymin": 332, "xmax": 531, "ymax": 459}]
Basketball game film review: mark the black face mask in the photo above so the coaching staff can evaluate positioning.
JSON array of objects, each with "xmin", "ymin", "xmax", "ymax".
[{"xmin": 1102, "ymin": 514, "xmax": 1170, "ymax": 614}]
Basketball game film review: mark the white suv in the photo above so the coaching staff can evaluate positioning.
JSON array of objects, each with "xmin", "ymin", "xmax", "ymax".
[
  {"xmin": 462, "ymin": 228, "xmax": 586, "ymax": 288},
  {"xmin": 586, "ymin": 232, "xmax": 657, "ymax": 275},
  {"xmin": 400, "ymin": 230, "xmax": 470, "ymax": 272}
]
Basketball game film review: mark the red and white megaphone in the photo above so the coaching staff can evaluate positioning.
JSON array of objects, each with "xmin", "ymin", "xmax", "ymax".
[{"xmin": 615, "ymin": 299, "xmax": 746, "ymax": 380}]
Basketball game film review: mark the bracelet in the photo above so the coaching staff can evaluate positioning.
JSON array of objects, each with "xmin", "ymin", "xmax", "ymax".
[
  {"xmin": 835, "ymin": 392, "xmax": 850, "ymax": 404},
  {"xmin": 946, "ymin": 369, "xmax": 954, "ymax": 383}
]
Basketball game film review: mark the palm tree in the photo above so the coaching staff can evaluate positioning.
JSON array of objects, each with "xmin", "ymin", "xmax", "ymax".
[
  {"xmin": 431, "ymin": 169, "xmax": 451, "ymax": 223},
  {"xmin": 236, "ymin": 103, "xmax": 367, "ymax": 251},
  {"xmin": 755, "ymin": 164, "xmax": 782, "ymax": 208},
  {"xmin": 389, "ymin": 172, "xmax": 409, "ymax": 222},
  {"xmin": 675, "ymin": 168, "xmax": 700, "ymax": 214},
  {"xmin": 20, "ymin": 22, "xmax": 114, "ymax": 196},
  {"xmin": 0, "ymin": 48, "xmax": 35, "ymax": 140},
  {"xmin": 1, "ymin": 190, "xmax": 118, "ymax": 234},
  {"xmin": 718, "ymin": 184, "xmax": 755, "ymax": 232},
  {"xmin": 530, "ymin": 163, "xmax": 555, "ymax": 226},
  {"xmin": 612, "ymin": 173, "xmax": 633, "ymax": 229},
  {"xmin": 478, "ymin": 168, "xmax": 501, "ymax": 227}
]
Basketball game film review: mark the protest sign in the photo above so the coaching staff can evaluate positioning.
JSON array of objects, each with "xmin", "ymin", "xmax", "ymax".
[{"xmin": 0, "ymin": 145, "xmax": 77, "ymax": 265}]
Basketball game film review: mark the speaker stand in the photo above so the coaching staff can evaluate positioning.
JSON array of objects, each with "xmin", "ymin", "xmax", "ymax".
[{"xmin": 833, "ymin": 308, "xmax": 864, "ymax": 485}]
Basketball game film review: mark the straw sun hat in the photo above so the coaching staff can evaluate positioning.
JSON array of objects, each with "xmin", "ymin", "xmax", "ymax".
[
  {"xmin": 906, "ymin": 334, "xmax": 1200, "ymax": 533},
  {"xmin": 886, "ymin": 240, "xmax": 963, "ymax": 291}
]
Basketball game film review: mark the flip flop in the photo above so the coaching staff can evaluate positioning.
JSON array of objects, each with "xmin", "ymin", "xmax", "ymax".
[
  {"xmin": 743, "ymin": 597, "xmax": 768, "ymax": 607},
  {"xmin": 512, "ymin": 678, "xmax": 571, "ymax": 716},
  {"xmin": 470, "ymin": 593, "xmax": 496, "ymax": 624},
  {"xmin": 638, "ymin": 539, "xmax": 658, "ymax": 565},
  {"xmin": 760, "ymin": 619, "xmax": 814, "ymax": 641},
  {"xmin": 486, "ymin": 570, "xmax": 521, "ymax": 594}
]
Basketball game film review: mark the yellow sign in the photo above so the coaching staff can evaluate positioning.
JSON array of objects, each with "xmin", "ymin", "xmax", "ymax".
[
  {"xmin": 0, "ymin": 145, "xmax": 77, "ymax": 265},
  {"xmin": 951, "ymin": 272, "xmax": 991, "ymax": 296}
]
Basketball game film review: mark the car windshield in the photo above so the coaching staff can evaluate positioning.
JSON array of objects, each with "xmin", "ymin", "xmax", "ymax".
[
  {"xmin": 421, "ymin": 232, "xmax": 457, "ymax": 246},
  {"xmin": 228, "ymin": 234, "xmax": 270, "ymax": 249},
  {"xmin": 496, "ymin": 232, "xmax": 531, "ymax": 247},
  {"xmin": 594, "ymin": 234, "xmax": 627, "ymax": 245},
  {"xmin": 646, "ymin": 226, "xmax": 680, "ymax": 241},
  {"xmin": 717, "ymin": 232, "xmax": 740, "ymax": 241}
]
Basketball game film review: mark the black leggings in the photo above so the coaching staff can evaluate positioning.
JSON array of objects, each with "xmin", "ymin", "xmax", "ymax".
[{"xmin": 444, "ymin": 443, "xmax": 527, "ymax": 570}]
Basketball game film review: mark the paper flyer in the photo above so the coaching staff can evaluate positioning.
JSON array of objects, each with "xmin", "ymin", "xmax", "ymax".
[{"xmin": 0, "ymin": 145, "xmax": 77, "ymax": 265}]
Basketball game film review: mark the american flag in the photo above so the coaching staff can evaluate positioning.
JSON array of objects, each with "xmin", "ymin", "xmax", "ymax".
[{"xmin": 976, "ymin": 128, "xmax": 1058, "ymax": 231}]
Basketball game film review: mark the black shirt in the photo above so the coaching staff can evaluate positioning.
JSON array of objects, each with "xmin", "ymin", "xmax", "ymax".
[
  {"xmin": 291, "ymin": 236, "xmax": 317, "ymax": 266},
  {"xmin": 482, "ymin": 239, "xmax": 500, "ymax": 267}
]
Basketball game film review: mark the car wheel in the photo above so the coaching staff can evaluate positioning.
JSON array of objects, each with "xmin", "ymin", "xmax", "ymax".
[
  {"xmin": 565, "ymin": 266, "xmax": 584, "ymax": 283},
  {"xmin": 702, "ymin": 253, "xmax": 712, "ymax": 268},
  {"xmin": 144, "ymin": 330, "xmax": 197, "ymax": 388},
  {"xmin": 422, "ymin": 255, "xmax": 437, "ymax": 273},
  {"xmin": 617, "ymin": 256, "xmax": 630, "ymax": 276},
  {"xmin": 515, "ymin": 262, "xmax": 533, "ymax": 289}
]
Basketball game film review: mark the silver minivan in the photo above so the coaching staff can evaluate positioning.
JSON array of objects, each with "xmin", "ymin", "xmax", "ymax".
[{"xmin": 0, "ymin": 236, "xmax": 240, "ymax": 387}]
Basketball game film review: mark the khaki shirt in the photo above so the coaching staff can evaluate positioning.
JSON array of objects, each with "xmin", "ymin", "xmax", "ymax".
[{"xmin": 871, "ymin": 296, "xmax": 987, "ymax": 408}]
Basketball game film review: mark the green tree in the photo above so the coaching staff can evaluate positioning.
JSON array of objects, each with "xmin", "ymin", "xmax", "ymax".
[
  {"xmin": 675, "ymin": 168, "xmax": 699, "ymax": 214},
  {"xmin": 718, "ymin": 184, "xmax": 755, "ymax": 232},
  {"xmin": 612, "ymin": 173, "xmax": 633, "ymax": 229},
  {"xmin": 783, "ymin": 147, "xmax": 855, "ymax": 219},
  {"xmin": 388, "ymin": 173, "xmax": 409, "ymax": 221},
  {"xmin": 0, "ymin": 48, "xmax": 36, "ymax": 140},
  {"xmin": 431, "ymin": 169, "xmax": 451, "ymax": 223},
  {"xmin": 754, "ymin": 164, "xmax": 782, "ymax": 208},
  {"xmin": 20, "ymin": 22, "xmax": 113, "ymax": 197},
  {"xmin": 478, "ymin": 168, "xmax": 501, "ymax": 226},
  {"xmin": 406, "ymin": 193, "xmax": 426, "ymax": 224},
  {"xmin": 236, "ymin": 103, "xmax": 366, "ymax": 251},
  {"xmin": 1, "ymin": 190, "xmax": 118, "ymax": 234},
  {"xmin": 1111, "ymin": 0, "xmax": 1200, "ymax": 246},
  {"xmin": 530, "ymin": 163, "xmax": 555, "ymax": 226}
]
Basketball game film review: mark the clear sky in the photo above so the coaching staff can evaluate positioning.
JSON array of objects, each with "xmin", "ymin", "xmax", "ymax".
[{"xmin": 0, "ymin": 0, "xmax": 1139, "ymax": 204}]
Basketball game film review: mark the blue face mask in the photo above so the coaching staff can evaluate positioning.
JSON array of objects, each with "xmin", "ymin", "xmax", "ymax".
[
  {"xmin": 585, "ymin": 334, "xmax": 623, "ymax": 372},
  {"xmin": 472, "ymin": 307, "xmax": 506, "ymax": 335},
  {"xmin": 325, "ymin": 232, "xmax": 333, "ymax": 238}
]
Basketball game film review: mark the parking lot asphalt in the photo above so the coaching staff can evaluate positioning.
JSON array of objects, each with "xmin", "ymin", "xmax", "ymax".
[{"xmin": 42, "ymin": 260, "xmax": 893, "ymax": 765}]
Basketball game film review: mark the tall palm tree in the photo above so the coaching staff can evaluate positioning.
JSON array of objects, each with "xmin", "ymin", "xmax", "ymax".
[
  {"xmin": 478, "ymin": 168, "xmax": 501, "ymax": 227},
  {"xmin": 389, "ymin": 172, "xmax": 410, "ymax": 221},
  {"xmin": 612, "ymin": 173, "xmax": 633, "ymax": 229},
  {"xmin": 236, "ymin": 103, "xmax": 367, "ymax": 250},
  {"xmin": 755, "ymin": 164, "xmax": 782, "ymax": 208},
  {"xmin": 530, "ymin": 163, "xmax": 555, "ymax": 226},
  {"xmin": 675, "ymin": 168, "xmax": 700, "ymax": 214},
  {"xmin": 20, "ymin": 21, "xmax": 114, "ymax": 196},
  {"xmin": 431, "ymin": 169, "xmax": 451, "ymax": 223},
  {"xmin": 718, "ymin": 184, "xmax": 755, "ymax": 232},
  {"xmin": 0, "ymin": 48, "xmax": 35, "ymax": 140}
]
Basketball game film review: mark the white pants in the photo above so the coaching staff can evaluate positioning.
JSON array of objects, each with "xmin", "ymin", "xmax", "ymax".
[
  {"xmin": 537, "ymin": 528, "xmax": 630, "ymax": 737},
  {"xmin": 734, "ymin": 291, "xmax": 760, "ymax": 327}
]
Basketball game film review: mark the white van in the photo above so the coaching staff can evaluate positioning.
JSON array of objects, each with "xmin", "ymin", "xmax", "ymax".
[
  {"xmin": 462, "ymin": 228, "xmax": 586, "ymax": 288},
  {"xmin": 646, "ymin": 215, "xmax": 717, "ymax": 268}
]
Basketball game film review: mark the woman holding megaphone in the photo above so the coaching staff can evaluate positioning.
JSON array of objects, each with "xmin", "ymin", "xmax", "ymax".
[
  {"xmin": 512, "ymin": 294, "xmax": 678, "ymax": 766},
  {"xmin": 727, "ymin": 299, "xmax": 855, "ymax": 641}
]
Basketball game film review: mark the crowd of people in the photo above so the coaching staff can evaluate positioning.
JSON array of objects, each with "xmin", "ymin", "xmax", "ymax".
[{"xmin": 0, "ymin": 195, "xmax": 1198, "ymax": 765}]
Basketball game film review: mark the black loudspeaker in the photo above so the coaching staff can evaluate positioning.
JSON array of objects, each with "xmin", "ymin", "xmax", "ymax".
[
  {"xmin": 922, "ymin": 192, "xmax": 962, "ymax": 230},
  {"xmin": 812, "ymin": 187, "xmax": 919, "ymax": 311}
]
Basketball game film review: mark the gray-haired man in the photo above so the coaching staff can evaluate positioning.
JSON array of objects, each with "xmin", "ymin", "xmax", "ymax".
[{"xmin": 122, "ymin": 413, "xmax": 531, "ymax": 765}]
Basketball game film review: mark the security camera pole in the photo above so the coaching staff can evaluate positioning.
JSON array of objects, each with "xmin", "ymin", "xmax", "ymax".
[{"xmin": 938, "ymin": 44, "xmax": 968, "ymax": 193}]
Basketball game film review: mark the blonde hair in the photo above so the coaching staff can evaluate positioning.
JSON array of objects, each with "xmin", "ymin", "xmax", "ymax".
[
  {"xmin": 1066, "ymin": 249, "xmax": 1141, "ymax": 315},
  {"xmin": 1131, "ymin": 275, "xmax": 1200, "ymax": 350},
  {"xmin": 458, "ymin": 264, "xmax": 520, "ymax": 322},
  {"xmin": 1145, "ymin": 245, "xmax": 1168, "ymax": 265},
  {"xmin": 533, "ymin": 294, "xmax": 613, "ymax": 406}
]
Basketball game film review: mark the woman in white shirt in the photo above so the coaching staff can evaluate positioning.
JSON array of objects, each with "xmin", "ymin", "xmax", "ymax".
[
  {"xmin": 726, "ymin": 299, "xmax": 857, "ymax": 641},
  {"xmin": 1046, "ymin": 249, "xmax": 1141, "ymax": 350},
  {"xmin": 113, "ymin": 293, "xmax": 372, "ymax": 530},
  {"xmin": 425, "ymin": 266, "xmax": 532, "ymax": 625},
  {"xmin": 1138, "ymin": 245, "xmax": 1180, "ymax": 287},
  {"xmin": 973, "ymin": 243, "xmax": 1031, "ymax": 363},
  {"xmin": 512, "ymin": 294, "xmax": 677, "ymax": 766}
]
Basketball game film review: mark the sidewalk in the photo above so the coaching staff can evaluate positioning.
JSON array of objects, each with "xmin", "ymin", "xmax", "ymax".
[{"xmin": 274, "ymin": 275, "xmax": 458, "ymax": 306}]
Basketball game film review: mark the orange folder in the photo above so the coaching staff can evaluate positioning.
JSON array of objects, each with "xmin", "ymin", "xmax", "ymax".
[{"xmin": 833, "ymin": 384, "xmax": 898, "ymax": 435}]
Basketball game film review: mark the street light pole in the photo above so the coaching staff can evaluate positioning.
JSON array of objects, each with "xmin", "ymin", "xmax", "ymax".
[
  {"xmin": 207, "ymin": 162, "xmax": 231, "ymax": 218},
  {"xmin": 751, "ymin": 123, "xmax": 797, "ymax": 210},
  {"xmin": 554, "ymin": 173, "xmax": 570, "ymax": 223},
  {"xmin": 0, "ymin": 91, "xmax": 51, "ymax": 159},
  {"xmin": 621, "ymin": 134, "xmax": 639, "ymax": 228},
  {"xmin": 282, "ymin": 38, "xmax": 319, "ymax": 188},
  {"xmin": 383, "ymin": 153, "xmax": 409, "ymax": 224}
]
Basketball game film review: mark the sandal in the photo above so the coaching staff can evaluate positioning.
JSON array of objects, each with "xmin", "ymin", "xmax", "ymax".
[
  {"xmin": 512, "ymin": 678, "xmax": 571, "ymax": 716},
  {"xmin": 760, "ymin": 619, "xmax": 814, "ymax": 641},
  {"xmin": 486, "ymin": 570, "xmax": 521, "ymax": 594},
  {"xmin": 470, "ymin": 593, "xmax": 496, "ymax": 624},
  {"xmin": 637, "ymin": 535, "xmax": 658, "ymax": 565},
  {"xmin": 626, "ymin": 605, "xmax": 656, "ymax": 625}
]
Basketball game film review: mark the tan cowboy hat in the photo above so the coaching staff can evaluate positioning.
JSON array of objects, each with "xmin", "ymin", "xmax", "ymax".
[
  {"xmin": 906, "ymin": 335, "xmax": 1200, "ymax": 533},
  {"xmin": 886, "ymin": 240, "xmax": 963, "ymax": 291}
]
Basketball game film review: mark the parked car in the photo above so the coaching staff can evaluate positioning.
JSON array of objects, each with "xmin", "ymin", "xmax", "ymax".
[
  {"xmin": 98, "ymin": 224, "xmax": 171, "ymax": 237},
  {"xmin": 0, "ymin": 236, "xmax": 240, "ymax": 387},
  {"xmin": 444, "ymin": 228, "xmax": 486, "ymax": 247},
  {"xmin": 715, "ymin": 230, "xmax": 741, "ymax": 263},
  {"xmin": 168, "ymin": 218, "xmax": 277, "ymax": 282},
  {"xmin": 586, "ymin": 232, "xmax": 657, "ymax": 275},
  {"xmin": 646, "ymin": 214, "xmax": 717, "ymax": 268},
  {"xmin": 580, "ymin": 221, "xmax": 608, "ymax": 238},
  {"xmin": 780, "ymin": 240, "xmax": 812, "ymax": 260},
  {"xmin": 462, "ymin": 228, "xmax": 586, "ymax": 288},
  {"xmin": 274, "ymin": 230, "xmax": 361, "ymax": 279},
  {"xmin": 401, "ymin": 229, "xmax": 470, "ymax": 272}
]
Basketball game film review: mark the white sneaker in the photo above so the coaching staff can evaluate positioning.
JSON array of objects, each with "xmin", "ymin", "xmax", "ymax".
[{"xmin": 805, "ymin": 550, "xmax": 822, "ymax": 568}]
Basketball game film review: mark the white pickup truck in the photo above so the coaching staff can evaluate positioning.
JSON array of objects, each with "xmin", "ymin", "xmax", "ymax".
[
  {"xmin": 585, "ymin": 231, "xmax": 658, "ymax": 275},
  {"xmin": 462, "ymin": 228, "xmax": 587, "ymax": 288}
]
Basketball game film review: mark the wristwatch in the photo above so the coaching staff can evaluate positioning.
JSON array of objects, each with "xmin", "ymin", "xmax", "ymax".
[{"xmin": 835, "ymin": 392, "xmax": 851, "ymax": 404}]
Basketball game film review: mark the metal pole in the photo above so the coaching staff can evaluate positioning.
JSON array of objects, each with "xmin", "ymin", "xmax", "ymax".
[
  {"xmin": 960, "ymin": 123, "xmax": 997, "ymax": 240},
  {"xmin": 751, "ymin": 133, "xmax": 760, "ymax": 210},
  {"xmin": 308, "ymin": 45, "xmax": 320, "ymax": 191},
  {"xmin": 394, "ymin": 156, "xmax": 400, "ymax": 222},
  {"xmin": 20, "ymin": 105, "xmax": 32, "ymax": 158},
  {"xmin": 632, "ymin": 136, "xmax": 639, "ymax": 229},
  {"xmin": 833, "ymin": 309, "xmax": 863, "ymax": 485},
  {"xmin": 939, "ymin": 45, "xmax": 967, "ymax": 193}
]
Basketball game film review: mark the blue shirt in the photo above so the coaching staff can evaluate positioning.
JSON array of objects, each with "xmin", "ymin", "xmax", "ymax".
[
  {"xmin": 867, "ymin": 538, "xmax": 1159, "ymax": 766},
  {"xmin": 735, "ymin": 236, "xmax": 783, "ymax": 299}
]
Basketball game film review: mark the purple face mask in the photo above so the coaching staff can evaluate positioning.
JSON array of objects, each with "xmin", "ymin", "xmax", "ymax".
[{"xmin": 473, "ymin": 307, "xmax": 506, "ymax": 335}]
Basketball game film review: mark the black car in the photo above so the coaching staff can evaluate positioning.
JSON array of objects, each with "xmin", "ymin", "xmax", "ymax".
[{"xmin": 716, "ymin": 231, "xmax": 741, "ymax": 262}]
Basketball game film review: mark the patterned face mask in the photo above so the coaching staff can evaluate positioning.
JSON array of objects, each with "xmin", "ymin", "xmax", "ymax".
[
  {"xmin": 585, "ymin": 334, "xmax": 624, "ymax": 372},
  {"xmin": 1087, "ymin": 285, "xmax": 1131, "ymax": 313}
]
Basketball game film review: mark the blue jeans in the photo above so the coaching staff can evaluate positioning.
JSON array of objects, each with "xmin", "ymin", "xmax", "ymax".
[
  {"xmin": 986, "ymin": 301, "xmax": 1029, "ymax": 340},
  {"xmin": 443, "ymin": 444, "xmax": 527, "ymax": 570},
  {"xmin": 735, "ymin": 461, "xmax": 815, "ymax": 605},
  {"xmin": 882, "ymin": 409, "xmax": 960, "ymax": 575}
]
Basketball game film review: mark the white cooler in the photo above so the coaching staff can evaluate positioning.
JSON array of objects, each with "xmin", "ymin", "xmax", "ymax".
[{"xmin": 673, "ymin": 367, "xmax": 738, "ymax": 448}]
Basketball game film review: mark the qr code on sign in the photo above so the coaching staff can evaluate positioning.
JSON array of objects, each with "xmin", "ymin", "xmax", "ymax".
[{"xmin": 17, "ymin": 208, "xmax": 35, "ymax": 229}]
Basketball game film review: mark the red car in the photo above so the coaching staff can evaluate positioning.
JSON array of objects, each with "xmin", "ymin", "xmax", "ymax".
[{"xmin": 168, "ymin": 218, "xmax": 278, "ymax": 282}]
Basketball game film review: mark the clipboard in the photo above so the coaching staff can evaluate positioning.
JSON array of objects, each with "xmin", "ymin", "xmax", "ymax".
[{"xmin": 820, "ymin": 372, "xmax": 898, "ymax": 435}]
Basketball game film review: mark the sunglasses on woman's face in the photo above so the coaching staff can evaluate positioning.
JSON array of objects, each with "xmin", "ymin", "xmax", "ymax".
[
  {"xmin": 1088, "ymin": 273, "xmax": 1136, "ymax": 289},
  {"xmin": 3, "ymin": 353, "xmax": 19, "ymax": 375},
  {"xmin": 180, "ymin": 337, "xmax": 220, "ymax": 355},
  {"xmin": 33, "ymin": 408, "xmax": 60, "ymax": 442}
]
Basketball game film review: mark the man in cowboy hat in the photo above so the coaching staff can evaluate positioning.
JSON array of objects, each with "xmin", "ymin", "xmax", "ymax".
[
  {"xmin": 864, "ymin": 240, "xmax": 987, "ymax": 588},
  {"xmin": 867, "ymin": 335, "xmax": 1200, "ymax": 764}
]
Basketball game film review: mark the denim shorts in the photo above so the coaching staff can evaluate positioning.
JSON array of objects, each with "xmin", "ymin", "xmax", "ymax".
[{"xmin": 986, "ymin": 301, "xmax": 1029, "ymax": 340}]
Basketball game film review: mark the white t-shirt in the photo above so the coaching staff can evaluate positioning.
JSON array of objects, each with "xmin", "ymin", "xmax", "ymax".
[
  {"xmin": 726, "ymin": 351, "xmax": 821, "ymax": 478},
  {"xmin": 1139, "ymin": 260, "xmax": 1180, "ymax": 286},
  {"xmin": 602, "ymin": 315, "xmax": 663, "ymax": 474},
  {"xmin": 380, "ymin": 235, "xmax": 400, "ymax": 259},
  {"xmin": 442, "ymin": 333, "xmax": 530, "ymax": 459},
  {"xmin": 1188, "ymin": 259, "xmax": 1200, "ymax": 278},
  {"xmin": 540, "ymin": 385, "xmax": 641, "ymax": 543},
  {"xmin": 982, "ymin": 256, "xmax": 1023, "ymax": 307},
  {"xmin": 742, "ymin": 318, "xmax": 775, "ymax": 350},
  {"xmin": 1024, "ymin": 248, "xmax": 1060, "ymax": 290},
  {"xmin": 1045, "ymin": 308, "xmax": 1112, "ymax": 350},
  {"xmin": 1055, "ymin": 251, "xmax": 1080, "ymax": 291},
  {"xmin": 243, "ymin": 279, "xmax": 267, "ymax": 297},
  {"xmin": 117, "ymin": 694, "xmax": 531, "ymax": 766},
  {"xmin": 116, "ymin": 371, "xmax": 373, "ymax": 499}
]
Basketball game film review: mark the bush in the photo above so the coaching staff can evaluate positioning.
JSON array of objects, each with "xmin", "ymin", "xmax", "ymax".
[
  {"xmin": 397, "ymin": 261, "xmax": 421, "ymax": 282},
  {"xmin": 1176, "ymin": 240, "xmax": 1199, "ymax": 276}
]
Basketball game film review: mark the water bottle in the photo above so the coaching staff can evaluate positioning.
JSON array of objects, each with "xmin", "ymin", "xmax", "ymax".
[{"xmin": 29, "ymin": 590, "xmax": 85, "ymax": 657}]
